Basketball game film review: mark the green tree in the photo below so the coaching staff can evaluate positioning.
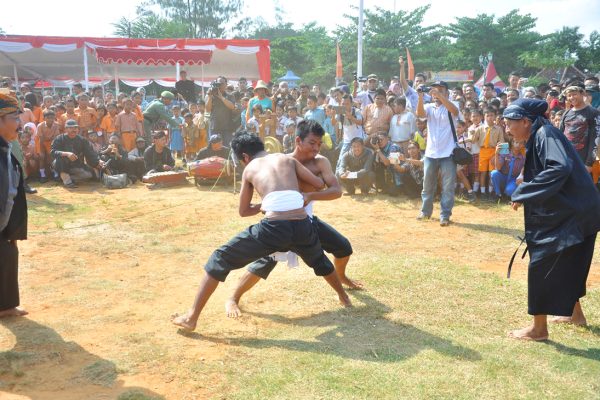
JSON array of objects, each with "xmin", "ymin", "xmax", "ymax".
[
  {"xmin": 445, "ymin": 10, "xmax": 542, "ymax": 78},
  {"xmin": 112, "ymin": 8, "xmax": 187, "ymax": 38},
  {"xmin": 579, "ymin": 31, "xmax": 600, "ymax": 72},
  {"xmin": 518, "ymin": 26, "xmax": 584, "ymax": 71}
]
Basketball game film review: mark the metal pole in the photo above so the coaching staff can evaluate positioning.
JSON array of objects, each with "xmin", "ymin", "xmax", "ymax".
[
  {"xmin": 357, "ymin": 0, "xmax": 364, "ymax": 77},
  {"xmin": 13, "ymin": 64, "xmax": 18, "ymax": 90},
  {"xmin": 114, "ymin": 66, "xmax": 120, "ymax": 97},
  {"xmin": 83, "ymin": 44, "xmax": 89, "ymax": 92}
]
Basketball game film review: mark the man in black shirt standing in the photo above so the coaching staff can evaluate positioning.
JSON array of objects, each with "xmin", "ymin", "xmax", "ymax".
[
  {"xmin": 51, "ymin": 119, "xmax": 105, "ymax": 188},
  {"xmin": 194, "ymin": 134, "xmax": 230, "ymax": 161},
  {"xmin": 143, "ymin": 131, "xmax": 175, "ymax": 173},
  {"xmin": 559, "ymin": 84, "xmax": 600, "ymax": 171},
  {"xmin": 206, "ymin": 76, "xmax": 236, "ymax": 146},
  {"xmin": 175, "ymin": 70, "xmax": 197, "ymax": 104},
  {"xmin": 0, "ymin": 93, "xmax": 28, "ymax": 318}
]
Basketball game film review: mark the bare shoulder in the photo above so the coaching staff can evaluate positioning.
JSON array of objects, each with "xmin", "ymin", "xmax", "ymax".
[{"xmin": 314, "ymin": 154, "xmax": 333, "ymax": 172}]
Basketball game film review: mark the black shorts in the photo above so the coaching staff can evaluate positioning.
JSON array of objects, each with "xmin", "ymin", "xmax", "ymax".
[
  {"xmin": 247, "ymin": 215, "xmax": 353, "ymax": 280},
  {"xmin": 204, "ymin": 217, "xmax": 334, "ymax": 282}
]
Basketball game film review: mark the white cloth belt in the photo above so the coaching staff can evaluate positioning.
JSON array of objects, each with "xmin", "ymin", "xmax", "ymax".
[{"xmin": 261, "ymin": 190, "xmax": 303, "ymax": 212}]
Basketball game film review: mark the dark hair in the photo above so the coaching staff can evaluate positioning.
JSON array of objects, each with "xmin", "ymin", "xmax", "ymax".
[
  {"xmin": 483, "ymin": 83, "xmax": 494, "ymax": 90},
  {"xmin": 307, "ymin": 94, "xmax": 318, "ymax": 103},
  {"xmin": 43, "ymin": 110, "xmax": 56, "ymax": 118},
  {"xmin": 350, "ymin": 137, "xmax": 364, "ymax": 145},
  {"xmin": 73, "ymin": 83, "xmax": 83, "ymax": 89},
  {"xmin": 415, "ymin": 72, "xmax": 426, "ymax": 81},
  {"xmin": 585, "ymin": 76, "xmax": 599, "ymax": 84},
  {"xmin": 55, "ymin": 104, "xmax": 66, "ymax": 111},
  {"xmin": 299, "ymin": 83, "xmax": 309, "ymax": 89},
  {"xmin": 393, "ymin": 96, "xmax": 407, "ymax": 108},
  {"xmin": 509, "ymin": 71, "xmax": 521, "ymax": 77},
  {"xmin": 184, "ymin": 113, "xmax": 193, "ymax": 119},
  {"xmin": 285, "ymin": 105, "xmax": 297, "ymax": 112},
  {"xmin": 317, "ymin": 93, "xmax": 326, "ymax": 100},
  {"xmin": 231, "ymin": 132, "xmax": 264, "ymax": 160},
  {"xmin": 457, "ymin": 120, "xmax": 467, "ymax": 127},
  {"xmin": 375, "ymin": 88, "xmax": 386, "ymax": 98},
  {"xmin": 498, "ymin": 92, "xmax": 507, "ymax": 99},
  {"xmin": 296, "ymin": 120, "xmax": 324, "ymax": 141},
  {"xmin": 484, "ymin": 107, "xmax": 497, "ymax": 115},
  {"xmin": 24, "ymin": 92, "xmax": 38, "ymax": 107},
  {"xmin": 342, "ymin": 94, "xmax": 353, "ymax": 102},
  {"xmin": 489, "ymin": 98, "xmax": 501, "ymax": 108},
  {"xmin": 471, "ymin": 108, "xmax": 483, "ymax": 116}
]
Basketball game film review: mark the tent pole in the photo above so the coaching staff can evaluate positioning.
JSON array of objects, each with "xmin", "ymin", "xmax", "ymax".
[
  {"xmin": 83, "ymin": 44, "xmax": 89, "ymax": 93},
  {"xmin": 176, "ymin": 62, "xmax": 180, "ymax": 82},
  {"xmin": 201, "ymin": 62, "xmax": 205, "ymax": 98},
  {"xmin": 13, "ymin": 64, "xmax": 19, "ymax": 90},
  {"xmin": 114, "ymin": 66, "xmax": 120, "ymax": 97}
]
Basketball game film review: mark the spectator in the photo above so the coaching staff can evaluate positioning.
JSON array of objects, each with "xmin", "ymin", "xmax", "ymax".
[
  {"xmin": 175, "ymin": 70, "xmax": 197, "ymax": 104},
  {"xmin": 490, "ymin": 140, "xmax": 525, "ymax": 201},
  {"xmin": 394, "ymin": 141, "xmax": 424, "ymax": 198},
  {"xmin": 559, "ymin": 84, "xmax": 600, "ymax": 171},
  {"xmin": 470, "ymin": 107, "xmax": 505, "ymax": 200},
  {"xmin": 455, "ymin": 120, "xmax": 476, "ymax": 202},
  {"xmin": 282, "ymin": 120, "xmax": 296, "ymax": 154},
  {"xmin": 100, "ymin": 135, "xmax": 129, "ymax": 176},
  {"xmin": 372, "ymin": 132, "xmax": 403, "ymax": 196},
  {"xmin": 389, "ymin": 96, "xmax": 416, "ymax": 154},
  {"xmin": 36, "ymin": 110, "xmax": 60, "ymax": 183},
  {"xmin": 363, "ymin": 88, "xmax": 394, "ymax": 139},
  {"xmin": 237, "ymin": 77, "xmax": 248, "ymax": 92},
  {"xmin": 584, "ymin": 76, "xmax": 600, "ymax": 108},
  {"xmin": 246, "ymin": 80, "xmax": 273, "ymax": 123},
  {"xmin": 142, "ymin": 91, "xmax": 181, "ymax": 144},
  {"xmin": 336, "ymin": 94, "xmax": 364, "ymax": 164},
  {"xmin": 304, "ymin": 94, "xmax": 326, "ymax": 126},
  {"xmin": 505, "ymin": 71, "xmax": 524, "ymax": 97},
  {"xmin": 51, "ymin": 119, "xmax": 104, "ymax": 188},
  {"xmin": 99, "ymin": 102, "xmax": 118, "ymax": 143},
  {"xmin": 296, "ymin": 84, "xmax": 310, "ymax": 113},
  {"xmin": 354, "ymin": 74, "xmax": 379, "ymax": 109},
  {"xmin": 75, "ymin": 93, "xmax": 98, "ymax": 134},
  {"xmin": 114, "ymin": 98, "xmax": 143, "ymax": 152},
  {"xmin": 143, "ymin": 131, "xmax": 175, "ymax": 174},
  {"xmin": 127, "ymin": 137, "xmax": 147, "ymax": 181},
  {"xmin": 336, "ymin": 137, "xmax": 375, "ymax": 195},
  {"xmin": 416, "ymin": 81, "xmax": 460, "ymax": 226},
  {"xmin": 183, "ymin": 113, "xmax": 204, "ymax": 163},
  {"xmin": 413, "ymin": 118, "xmax": 427, "ymax": 154},
  {"xmin": 195, "ymin": 134, "xmax": 230, "ymax": 161},
  {"xmin": 467, "ymin": 109, "xmax": 483, "ymax": 192},
  {"xmin": 168, "ymin": 105, "xmax": 184, "ymax": 160},
  {"xmin": 206, "ymin": 77, "xmax": 237, "ymax": 145},
  {"xmin": 480, "ymin": 83, "xmax": 496, "ymax": 101}
]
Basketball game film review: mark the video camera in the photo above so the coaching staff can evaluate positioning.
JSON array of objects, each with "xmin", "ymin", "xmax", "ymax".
[
  {"xmin": 417, "ymin": 86, "xmax": 431, "ymax": 93},
  {"xmin": 353, "ymin": 71, "xmax": 367, "ymax": 83}
]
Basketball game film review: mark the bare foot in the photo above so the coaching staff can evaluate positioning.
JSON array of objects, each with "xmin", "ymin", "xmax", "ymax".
[
  {"xmin": 171, "ymin": 312, "xmax": 196, "ymax": 331},
  {"xmin": 339, "ymin": 294, "xmax": 353, "ymax": 308},
  {"xmin": 340, "ymin": 277, "xmax": 364, "ymax": 290},
  {"xmin": 508, "ymin": 325, "xmax": 548, "ymax": 341},
  {"xmin": 550, "ymin": 316, "xmax": 587, "ymax": 326},
  {"xmin": 0, "ymin": 307, "xmax": 28, "ymax": 318},
  {"xmin": 225, "ymin": 299, "xmax": 242, "ymax": 319}
]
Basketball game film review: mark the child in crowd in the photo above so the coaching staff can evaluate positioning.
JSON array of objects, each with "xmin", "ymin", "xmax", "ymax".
[
  {"xmin": 19, "ymin": 128, "xmax": 38, "ymax": 178},
  {"xmin": 182, "ymin": 112, "xmax": 204, "ymax": 163},
  {"xmin": 275, "ymin": 106, "xmax": 286, "ymax": 141},
  {"xmin": 389, "ymin": 96, "xmax": 416, "ymax": 154},
  {"xmin": 246, "ymin": 104, "xmax": 262, "ymax": 135},
  {"xmin": 285, "ymin": 104, "xmax": 303, "ymax": 127},
  {"xmin": 469, "ymin": 107, "xmax": 504, "ymax": 200},
  {"xmin": 88, "ymin": 130, "xmax": 102, "ymax": 154},
  {"xmin": 169, "ymin": 105, "xmax": 185, "ymax": 159},
  {"xmin": 467, "ymin": 108, "xmax": 483, "ymax": 193},
  {"xmin": 100, "ymin": 102, "xmax": 118, "ymax": 145},
  {"xmin": 323, "ymin": 105, "xmax": 339, "ymax": 147},
  {"xmin": 455, "ymin": 120, "xmax": 475, "ymax": 202},
  {"xmin": 60, "ymin": 98, "xmax": 79, "ymax": 133},
  {"xmin": 36, "ymin": 110, "xmax": 60, "ymax": 182},
  {"xmin": 282, "ymin": 120, "xmax": 296, "ymax": 153},
  {"xmin": 413, "ymin": 118, "xmax": 427, "ymax": 155}
]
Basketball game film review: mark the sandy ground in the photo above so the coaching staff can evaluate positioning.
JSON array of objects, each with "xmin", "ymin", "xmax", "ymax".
[{"xmin": 0, "ymin": 180, "xmax": 598, "ymax": 399}]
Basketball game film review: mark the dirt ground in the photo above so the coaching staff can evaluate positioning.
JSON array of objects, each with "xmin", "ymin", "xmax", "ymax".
[{"xmin": 1, "ymin": 180, "xmax": 598, "ymax": 399}]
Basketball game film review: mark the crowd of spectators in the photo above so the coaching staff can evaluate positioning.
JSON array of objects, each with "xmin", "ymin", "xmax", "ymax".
[{"xmin": 5, "ymin": 60, "xmax": 600, "ymax": 224}]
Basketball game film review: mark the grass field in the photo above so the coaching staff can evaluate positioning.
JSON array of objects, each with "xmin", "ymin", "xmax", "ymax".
[{"xmin": 0, "ymin": 181, "xmax": 599, "ymax": 399}]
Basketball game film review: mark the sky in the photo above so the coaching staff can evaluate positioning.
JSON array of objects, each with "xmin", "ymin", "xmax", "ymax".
[{"xmin": 0, "ymin": 0, "xmax": 597, "ymax": 38}]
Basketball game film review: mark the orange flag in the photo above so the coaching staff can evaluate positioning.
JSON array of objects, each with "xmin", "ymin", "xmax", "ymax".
[
  {"xmin": 336, "ymin": 42, "xmax": 343, "ymax": 79},
  {"xmin": 406, "ymin": 47, "xmax": 415, "ymax": 81}
]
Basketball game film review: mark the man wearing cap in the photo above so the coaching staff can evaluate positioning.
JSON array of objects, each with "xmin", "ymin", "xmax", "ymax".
[
  {"xmin": 416, "ymin": 80, "xmax": 460, "ymax": 227},
  {"xmin": 142, "ymin": 91, "xmax": 181, "ymax": 143},
  {"xmin": 127, "ymin": 137, "xmax": 148, "ymax": 181},
  {"xmin": 558, "ymin": 84, "xmax": 600, "ymax": 172},
  {"xmin": 354, "ymin": 74, "xmax": 379, "ymax": 110},
  {"xmin": 504, "ymin": 98, "xmax": 600, "ymax": 341},
  {"xmin": 51, "ymin": 119, "xmax": 104, "ymax": 188},
  {"xmin": 144, "ymin": 131, "xmax": 175, "ymax": 174},
  {"xmin": 206, "ymin": 76, "xmax": 237, "ymax": 145},
  {"xmin": 0, "ymin": 93, "xmax": 28, "ymax": 318},
  {"xmin": 194, "ymin": 134, "xmax": 230, "ymax": 161}
]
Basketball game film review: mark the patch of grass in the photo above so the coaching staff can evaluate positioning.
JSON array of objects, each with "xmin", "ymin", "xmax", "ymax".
[
  {"xmin": 79, "ymin": 360, "xmax": 118, "ymax": 387},
  {"xmin": 117, "ymin": 390, "xmax": 165, "ymax": 400}
]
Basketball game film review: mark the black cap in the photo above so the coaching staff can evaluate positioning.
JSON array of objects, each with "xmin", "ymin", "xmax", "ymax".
[{"xmin": 430, "ymin": 81, "xmax": 449, "ymax": 90}]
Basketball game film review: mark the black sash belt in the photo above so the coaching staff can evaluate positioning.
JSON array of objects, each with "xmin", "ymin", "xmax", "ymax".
[{"xmin": 507, "ymin": 236, "xmax": 528, "ymax": 279}]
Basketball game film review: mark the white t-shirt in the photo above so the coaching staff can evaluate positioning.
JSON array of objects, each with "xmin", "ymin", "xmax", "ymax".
[
  {"xmin": 341, "ymin": 108, "xmax": 364, "ymax": 143},
  {"xmin": 389, "ymin": 112, "xmax": 417, "ymax": 142},
  {"xmin": 424, "ymin": 101, "xmax": 460, "ymax": 159}
]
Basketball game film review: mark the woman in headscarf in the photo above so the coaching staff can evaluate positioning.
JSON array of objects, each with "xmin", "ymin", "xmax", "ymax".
[{"xmin": 504, "ymin": 98, "xmax": 600, "ymax": 341}]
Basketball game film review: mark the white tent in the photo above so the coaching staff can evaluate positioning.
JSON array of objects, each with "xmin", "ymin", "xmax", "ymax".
[{"xmin": 0, "ymin": 36, "xmax": 271, "ymax": 90}]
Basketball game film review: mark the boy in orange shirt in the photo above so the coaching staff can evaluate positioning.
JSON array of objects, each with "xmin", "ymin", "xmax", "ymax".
[
  {"xmin": 36, "ymin": 110, "xmax": 61, "ymax": 182},
  {"xmin": 469, "ymin": 107, "xmax": 504, "ymax": 200},
  {"xmin": 100, "ymin": 102, "xmax": 118, "ymax": 143},
  {"xmin": 115, "ymin": 98, "xmax": 142, "ymax": 151},
  {"xmin": 75, "ymin": 93, "xmax": 98, "ymax": 135}
]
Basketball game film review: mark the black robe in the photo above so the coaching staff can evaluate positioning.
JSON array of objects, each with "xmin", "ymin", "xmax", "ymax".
[{"xmin": 511, "ymin": 118, "xmax": 600, "ymax": 315}]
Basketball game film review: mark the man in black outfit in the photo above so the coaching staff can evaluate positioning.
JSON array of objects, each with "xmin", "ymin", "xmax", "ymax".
[
  {"xmin": 0, "ymin": 93, "xmax": 28, "ymax": 318},
  {"xmin": 205, "ymin": 76, "xmax": 236, "ymax": 145},
  {"xmin": 143, "ymin": 131, "xmax": 175, "ymax": 173},
  {"xmin": 175, "ymin": 70, "xmax": 197, "ymax": 104},
  {"xmin": 194, "ymin": 134, "xmax": 230, "ymax": 161},
  {"xmin": 51, "ymin": 119, "xmax": 105, "ymax": 188}
]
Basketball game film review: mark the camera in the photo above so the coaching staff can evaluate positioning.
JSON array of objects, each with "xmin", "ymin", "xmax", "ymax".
[
  {"xmin": 417, "ymin": 86, "xmax": 431, "ymax": 93},
  {"xmin": 353, "ymin": 71, "xmax": 367, "ymax": 83},
  {"xmin": 208, "ymin": 80, "xmax": 221, "ymax": 94}
]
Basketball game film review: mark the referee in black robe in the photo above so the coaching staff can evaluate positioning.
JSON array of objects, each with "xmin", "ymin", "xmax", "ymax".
[
  {"xmin": 0, "ymin": 93, "xmax": 28, "ymax": 318},
  {"xmin": 504, "ymin": 98, "xmax": 600, "ymax": 341}
]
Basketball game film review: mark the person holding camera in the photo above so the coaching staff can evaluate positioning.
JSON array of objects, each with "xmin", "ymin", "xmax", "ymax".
[
  {"xmin": 372, "ymin": 132, "xmax": 403, "ymax": 195},
  {"xmin": 100, "ymin": 134, "xmax": 129, "ymax": 176},
  {"xmin": 416, "ymin": 81, "xmax": 460, "ymax": 226},
  {"xmin": 206, "ymin": 76, "xmax": 237, "ymax": 145}
]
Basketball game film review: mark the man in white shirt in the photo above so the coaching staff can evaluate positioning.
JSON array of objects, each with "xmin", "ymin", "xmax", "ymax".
[
  {"xmin": 416, "ymin": 81, "xmax": 460, "ymax": 226},
  {"xmin": 354, "ymin": 74, "xmax": 379, "ymax": 109}
]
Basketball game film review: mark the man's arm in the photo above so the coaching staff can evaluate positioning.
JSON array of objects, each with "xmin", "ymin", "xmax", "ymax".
[
  {"xmin": 431, "ymin": 88, "xmax": 459, "ymax": 116},
  {"xmin": 238, "ymin": 170, "xmax": 261, "ymax": 217},
  {"xmin": 399, "ymin": 56, "xmax": 408, "ymax": 92},
  {"xmin": 416, "ymin": 91, "xmax": 426, "ymax": 119},
  {"xmin": 205, "ymin": 93, "xmax": 213, "ymax": 113},
  {"xmin": 293, "ymin": 158, "xmax": 325, "ymax": 190},
  {"xmin": 304, "ymin": 157, "xmax": 342, "ymax": 202}
]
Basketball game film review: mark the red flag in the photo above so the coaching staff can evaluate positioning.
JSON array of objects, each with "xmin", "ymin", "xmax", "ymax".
[
  {"xmin": 406, "ymin": 47, "xmax": 415, "ymax": 81},
  {"xmin": 474, "ymin": 60, "xmax": 506, "ymax": 89},
  {"xmin": 336, "ymin": 42, "xmax": 343, "ymax": 79}
]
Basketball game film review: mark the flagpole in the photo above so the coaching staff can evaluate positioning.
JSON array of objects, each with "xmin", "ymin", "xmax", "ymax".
[{"xmin": 357, "ymin": 0, "xmax": 364, "ymax": 78}]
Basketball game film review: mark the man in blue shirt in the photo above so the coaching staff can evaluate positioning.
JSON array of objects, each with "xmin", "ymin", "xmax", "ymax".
[{"xmin": 304, "ymin": 94, "xmax": 326, "ymax": 126}]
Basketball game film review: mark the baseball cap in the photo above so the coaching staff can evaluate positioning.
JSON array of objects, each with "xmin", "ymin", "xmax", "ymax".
[
  {"xmin": 431, "ymin": 81, "xmax": 449, "ymax": 90},
  {"xmin": 65, "ymin": 119, "xmax": 79, "ymax": 128},
  {"xmin": 367, "ymin": 74, "xmax": 378, "ymax": 81}
]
